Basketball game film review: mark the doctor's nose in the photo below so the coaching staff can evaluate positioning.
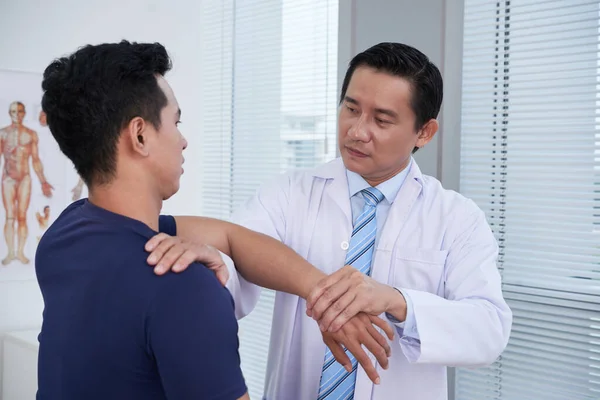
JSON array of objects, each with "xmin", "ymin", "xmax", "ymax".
[{"xmin": 348, "ymin": 118, "xmax": 371, "ymax": 142}]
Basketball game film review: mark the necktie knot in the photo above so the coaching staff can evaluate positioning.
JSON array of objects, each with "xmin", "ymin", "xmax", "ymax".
[{"xmin": 361, "ymin": 187, "xmax": 384, "ymax": 207}]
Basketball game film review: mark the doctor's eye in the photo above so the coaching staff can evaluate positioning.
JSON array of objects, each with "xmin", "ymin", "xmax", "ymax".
[{"xmin": 345, "ymin": 105, "xmax": 358, "ymax": 114}]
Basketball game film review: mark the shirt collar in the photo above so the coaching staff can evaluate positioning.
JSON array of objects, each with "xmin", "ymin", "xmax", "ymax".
[{"xmin": 346, "ymin": 158, "xmax": 413, "ymax": 203}]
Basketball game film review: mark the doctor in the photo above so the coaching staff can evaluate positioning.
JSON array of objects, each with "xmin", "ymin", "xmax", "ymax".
[
  {"xmin": 232, "ymin": 42, "xmax": 511, "ymax": 400},
  {"xmin": 149, "ymin": 42, "xmax": 512, "ymax": 399}
]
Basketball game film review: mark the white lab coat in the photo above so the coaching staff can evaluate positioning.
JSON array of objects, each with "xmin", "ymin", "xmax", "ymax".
[{"xmin": 225, "ymin": 158, "xmax": 512, "ymax": 400}]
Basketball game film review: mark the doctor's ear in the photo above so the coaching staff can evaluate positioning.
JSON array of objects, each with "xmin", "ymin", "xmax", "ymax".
[
  {"xmin": 415, "ymin": 119, "xmax": 439, "ymax": 149},
  {"xmin": 126, "ymin": 117, "xmax": 150, "ymax": 156}
]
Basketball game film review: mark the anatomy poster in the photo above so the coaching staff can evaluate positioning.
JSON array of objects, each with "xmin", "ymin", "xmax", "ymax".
[{"xmin": 0, "ymin": 69, "xmax": 87, "ymax": 281}]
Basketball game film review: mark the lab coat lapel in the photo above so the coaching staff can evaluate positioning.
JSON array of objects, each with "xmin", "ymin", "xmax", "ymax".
[
  {"xmin": 313, "ymin": 158, "xmax": 353, "ymax": 238},
  {"xmin": 369, "ymin": 163, "xmax": 424, "ymax": 288},
  {"xmin": 376, "ymin": 162, "xmax": 424, "ymax": 253}
]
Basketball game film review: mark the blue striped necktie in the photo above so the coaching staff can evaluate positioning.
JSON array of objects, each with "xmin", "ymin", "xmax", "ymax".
[{"xmin": 316, "ymin": 186, "xmax": 384, "ymax": 400}]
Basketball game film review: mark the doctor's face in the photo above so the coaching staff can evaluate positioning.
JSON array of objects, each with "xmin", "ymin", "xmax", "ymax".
[{"xmin": 338, "ymin": 67, "xmax": 436, "ymax": 186}]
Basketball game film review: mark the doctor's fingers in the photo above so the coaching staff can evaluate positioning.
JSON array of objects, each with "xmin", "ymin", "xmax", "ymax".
[
  {"xmin": 208, "ymin": 263, "xmax": 229, "ymax": 287},
  {"xmin": 145, "ymin": 234, "xmax": 181, "ymax": 268},
  {"xmin": 306, "ymin": 266, "xmax": 359, "ymax": 318},
  {"xmin": 170, "ymin": 249, "xmax": 206, "ymax": 273},
  {"xmin": 152, "ymin": 242, "xmax": 189, "ymax": 275},
  {"xmin": 316, "ymin": 290, "xmax": 358, "ymax": 332},
  {"xmin": 145, "ymin": 235, "xmax": 199, "ymax": 275},
  {"xmin": 193, "ymin": 245, "xmax": 230, "ymax": 286},
  {"xmin": 328, "ymin": 293, "xmax": 378, "ymax": 333},
  {"xmin": 145, "ymin": 232, "xmax": 171, "ymax": 252}
]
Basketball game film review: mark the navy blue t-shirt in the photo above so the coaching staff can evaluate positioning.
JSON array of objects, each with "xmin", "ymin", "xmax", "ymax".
[{"xmin": 35, "ymin": 199, "xmax": 247, "ymax": 400}]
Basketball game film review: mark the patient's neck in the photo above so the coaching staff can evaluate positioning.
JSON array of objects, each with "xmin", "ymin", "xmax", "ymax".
[{"xmin": 88, "ymin": 176, "xmax": 161, "ymax": 232}]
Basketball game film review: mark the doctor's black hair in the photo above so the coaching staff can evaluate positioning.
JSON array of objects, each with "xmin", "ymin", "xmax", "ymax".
[
  {"xmin": 41, "ymin": 40, "xmax": 172, "ymax": 187},
  {"xmin": 340, "ymin": 42, "xmax": 443, "ymax": 153}
]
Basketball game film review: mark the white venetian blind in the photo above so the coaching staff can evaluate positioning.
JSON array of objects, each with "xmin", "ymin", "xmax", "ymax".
[
  {"xmin": 457, "ymin": 1, "xmax": 600, "ymax": 399},
  {"xmin": 198, "ymin": 1, "xmax": 338, "ymax": 398}
]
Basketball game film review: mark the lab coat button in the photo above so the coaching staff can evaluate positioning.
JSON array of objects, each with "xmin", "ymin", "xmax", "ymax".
[{"xmin": 341, "ymin": 241, "xmax": 349, "ymax": 250}]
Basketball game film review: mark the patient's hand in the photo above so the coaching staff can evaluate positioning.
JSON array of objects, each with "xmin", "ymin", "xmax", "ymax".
[
  {"xmin": 145, "ymin": 233, "xmax": 229, "ymax": 286},
  {"xmin": 322, "ymin": 313, "xmax": 394, "ymax": 385}
]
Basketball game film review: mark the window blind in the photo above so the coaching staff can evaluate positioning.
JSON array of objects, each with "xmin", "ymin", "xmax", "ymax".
[
  {"xmin": 457, "ymin": 1, "xmax": 600, "ymax": 399},
  {"xmin": 198, "ymin": 1, "xmax": 338, "ymax": 397}
]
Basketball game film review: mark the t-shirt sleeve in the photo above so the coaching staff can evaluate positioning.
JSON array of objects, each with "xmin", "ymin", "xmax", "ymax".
[
  {"xmin": 158, "ymin": 215, "xmax": 177, "ymax": 236},
  {"xmin": 146, "ymin": 265, "xmax": 247, "ymax": 400}
]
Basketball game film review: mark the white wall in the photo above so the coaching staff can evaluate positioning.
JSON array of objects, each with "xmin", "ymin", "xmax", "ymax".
[{"xmin": 0, "ymin": 0, "xmax": 207, "ymax": 394}]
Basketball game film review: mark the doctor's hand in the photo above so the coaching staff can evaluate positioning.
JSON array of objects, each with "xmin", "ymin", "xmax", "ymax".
[
  {"xmin": 322, "ymin": 313, "xmax": 394, "ymax": 385},
  {"xmin": 307, "ymin": 265, "xmax": 407, "ymax": 332},
  {"xmin": 144, "ymin": 233, "xmax": 229, "ymax": 286}
]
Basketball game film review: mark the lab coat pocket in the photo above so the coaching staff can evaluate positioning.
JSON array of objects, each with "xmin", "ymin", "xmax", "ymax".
[{"xmin": 392, "ymin": 248, "xmax": 448, "ymax": 294}]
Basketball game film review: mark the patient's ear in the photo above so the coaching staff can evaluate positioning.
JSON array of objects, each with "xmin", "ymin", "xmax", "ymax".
[{"xmin": 125, "ymin": 117, "xmax": 150, "ymax": 157}]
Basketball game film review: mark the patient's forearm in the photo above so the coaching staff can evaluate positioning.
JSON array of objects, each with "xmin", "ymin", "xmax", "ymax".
[{"xmin": 174, "ymin": 216, "xmax": 325, "ymax": 299}]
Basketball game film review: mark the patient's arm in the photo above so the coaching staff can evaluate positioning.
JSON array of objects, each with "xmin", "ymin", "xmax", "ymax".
[
  {"xmin": 148, "ymin": 216, "xmax": 326, "ymax": 300},
  {"xmin": 145, "ymin": 220, "xmax": 394, "ymax": 385},
  {"xmin": 148, "ymin": 261, "xmax": 249, "ymax": 399}
]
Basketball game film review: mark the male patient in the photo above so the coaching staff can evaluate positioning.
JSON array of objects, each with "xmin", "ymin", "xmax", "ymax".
[
  {"xmin": 34, "ymin": 41, "xmax": 251, "ymax": 400},
  {"xmin": 35, "ymin": 41, "xmax": 393, "ymax": 399}
]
